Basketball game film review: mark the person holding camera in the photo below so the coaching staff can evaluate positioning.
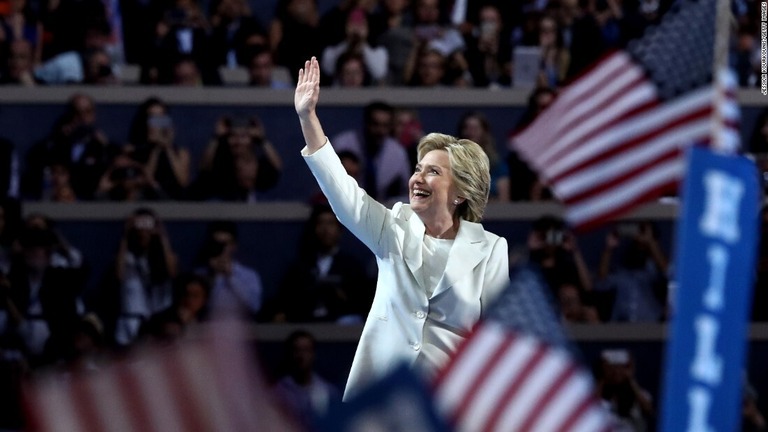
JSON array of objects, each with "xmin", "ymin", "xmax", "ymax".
[
  {"xmin": 195, "ymin": 221, "xmax": 262, "ymax": 319},
  {"xmin": 111, "ymin": 208, "xmax": 177, "ymax": 347},
  {"xmin": 126, "ymin": 97, "xmax": 191, "ymax": 200},
  {"xmin": 2, "ymin": 225, "xmax": 87, "ymax": 366},
  {"xmin": 596, "ymin": 221, "xmax": 669, "ymax": 322},
  {"xmin": 95, "ymin": 153, "xmax": 166, "ymax": 201},
  {"xmin": 594, "ymin": 348, "xmax": 655, "ymax": 431},
  {"xmin": 192, "ymin": 114, "xmax": 282, "ymax": 201},
  {"xmin": 22, "ymin": 93, "xmax": 117, "ymax": 200},
  {"xmin": 525, "ymin": 215, "xmax": 593, "ymax": 298}
]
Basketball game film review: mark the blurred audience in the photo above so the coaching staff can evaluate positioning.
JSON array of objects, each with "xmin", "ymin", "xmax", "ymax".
[
  {"xmin": 126, "ymin": 97, "xmax": 191, "ymax": 200},
  {"xmin": 0, "ymin": 197, "xmax": 20, "ymax": 274},
  {"xmin": 331, "ymin": 50, "xmax": 372, "ymax": 87},
  {"xmin": 246, "ymin": 44, "xmax": 292, "ymax": 88},
  {"xmin": 594, "ymin": 348, "xmax": 655, "ymax": 431},
  {"xmin": 331, "ymin": 101, "xmax": 411, "ymax": 201},
  {"xmin": 22, "ymin": 93, "xmax": 117, "ymax": 200},
  {"xmin": 95, "ymin": 153, "xmax": 166, "ymax": 201},
  {"xmin": 596, "ymin": 221, "xmax": 669, "ymax": 323},
  {"xmin": 320, "ymin": 6, "xmax": 388, "ymax": 86},
  {"xmin": 144, "ymin": 0, "xmax": 218, "ymax": 85},
  {"xmin": 194, "ymin": 114, "xmax": 282, "ymax": 201},
  {"xmin": 140, "ymin": 272, "xmax": 211, "ymax": 344},
  {"xmin": 23, "ymin": 212, "xmax": 84, "ymax": 270},
  {"xmin": 524, "ymin": 215, "xmax": 593, "ymax": 299},
  {"xmin": 0, "ymin": 133, "xmax": 19, "ymax": 199},
  {"xmin": 273, "ymin": 204, "xmax": 374, "ymax": 324},
  {"xmin": 273, "ymin": 330, "xmax": 341, "ymax": 430},
  {"xmin": 208, "ymin": 0, "xmax": 267, "ymax": 69},
  {"xmin": 393, "ymin": 105, "xmax": 424, "ymax": 168},
  {"xmin": 269, "ymin": 0, "xmax": 323, "ymax": 80},
  {"xmin": 195, "ymin": 220, "xmax": 263, "ymax": 320},
  {"xmin": 456, "ymin": 110, "xmax": 509, "ymax": 201},
  {"xmin": 0, "ymin": 39, "xmax": 37, "ymax": 85},
  {"xmin": 110, "ymin": 208, "xmax": 177, "ymax": 348},
  {"xmin": 2, "ymin": 224, "xmax": 87, "ymax": 367},
  {"xmin": 370, "ymin": 0, "xmax": 415, "ymax": 85},
  {"xmin": 462, "ymin": 3, "xmax": 512, "ymax": 88}
]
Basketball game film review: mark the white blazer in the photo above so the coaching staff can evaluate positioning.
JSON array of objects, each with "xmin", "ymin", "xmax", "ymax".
[{"xmin": 303, "ymin": 141, "xmax": 510, "ymax": 400}]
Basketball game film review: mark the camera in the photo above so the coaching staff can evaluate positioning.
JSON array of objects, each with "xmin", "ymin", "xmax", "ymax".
[
  {"xmin": 545, "ymin": 229, "xmax": 564, "ymax": 246},
  {"xmin": 134, "ymin": 215, "xmax": 156, "ymax": 230},
  {"xmin": 601, "ymin": 349, "xmax": 630, "ymax": 365},
  {"xmin": 111, "ymin": 166, "xmax": 139, "ymax": 182},
  {"xmin": 616, "ymin": 223, "xmax": 640, "ymax": 238}
]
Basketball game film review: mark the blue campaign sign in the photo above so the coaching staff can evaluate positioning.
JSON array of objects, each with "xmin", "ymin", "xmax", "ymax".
[{"xmin": 659, "ymin": 147, "xmax": 760, "ymax": 432}]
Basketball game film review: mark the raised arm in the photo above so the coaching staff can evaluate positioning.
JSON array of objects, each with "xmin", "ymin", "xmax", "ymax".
[{"xmin": 295, "ymin": 57, "xmax": 327, "ymax": 153}]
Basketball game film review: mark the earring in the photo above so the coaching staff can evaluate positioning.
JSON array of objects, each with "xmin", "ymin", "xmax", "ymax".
[{"xmin": 453, "ymin": 199, "xmax": 460, "ymax": 205}]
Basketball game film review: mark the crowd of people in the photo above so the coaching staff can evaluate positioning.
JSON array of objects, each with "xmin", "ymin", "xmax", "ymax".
[
  {"xmin": 0, "ymin": 0, "xmax": 763, "ymax": 88},
  {"xmin": 1, "ymin": 0, "xmax": 767, "ymax": 429}
]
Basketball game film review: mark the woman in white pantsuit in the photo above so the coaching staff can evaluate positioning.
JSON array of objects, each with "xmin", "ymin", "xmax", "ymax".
[{"xmin": 295, "ymin": 57, "xmax": 509, "ymax": 400}]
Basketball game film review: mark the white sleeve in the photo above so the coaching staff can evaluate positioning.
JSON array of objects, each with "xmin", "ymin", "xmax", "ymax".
[{"xmin": 302, "ymin": 140, "xmax": 393, "ymax": 257}]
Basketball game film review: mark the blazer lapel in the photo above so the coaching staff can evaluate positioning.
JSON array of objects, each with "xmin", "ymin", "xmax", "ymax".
[
  {"xmin": 403, "ymin": 208, "xmax": 426, "ymax": 287},
  {"xmin": 432, "ymin": 220, "xmax": 488, "ymax": 298}
]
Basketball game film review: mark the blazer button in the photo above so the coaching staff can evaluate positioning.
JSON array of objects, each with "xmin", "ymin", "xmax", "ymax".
[
  {"xmin": 415, "ymin": 311, "xmax": 426, "ymax": 319},
  {"xmin": 411, "ymin": 342, "xmax": 421, "ymax": 351}
]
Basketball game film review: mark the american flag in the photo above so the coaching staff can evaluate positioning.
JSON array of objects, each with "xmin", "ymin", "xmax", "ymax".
[
  {"xmin": 23, "ymin": 321, "xmax": 301, "ymax": 432},
  {"xmin": 510, "ymin": 0, "xmax": 739, "ymax": 231},
  {"xmin": 432, "ymin": 267, "xmax": 613, "ymax": 432}
]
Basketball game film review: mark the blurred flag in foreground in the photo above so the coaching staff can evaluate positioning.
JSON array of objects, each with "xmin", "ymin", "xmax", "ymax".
[
  {"xmin": 432, "ymin": 266, "xmax": 613, "ymax": 432},
  {"xmin": 510, "ymin": 0, "xmax": 739, "ymax": 231},
  {"xmin": 317, "ymin": 363, "xmax": 449, "ymax": 432},
  {"xmin": 23, "ymin": 321, "xmax": 301, "ymax": 432}
]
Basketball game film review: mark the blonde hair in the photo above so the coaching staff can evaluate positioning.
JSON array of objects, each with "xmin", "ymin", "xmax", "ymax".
[{"xmin": 417, "ymin": 132, "xmax": 490, "ymax": 222}]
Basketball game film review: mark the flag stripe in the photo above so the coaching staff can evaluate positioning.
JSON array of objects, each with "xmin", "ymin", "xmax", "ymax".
[
  {"xmin": 480, "ymin": 341, "xmax": 549, "ymax": 432},
  {"xmin": 130, "ymin": 357, "xmax": 186, "ymax": 432},
  {"xmin": 491, "ymin": 349, "xmax": 571, "ymax": 432},
  {"xmin": 551, "ymin": 116, "xmax": 710, "ymax": 197},
  {"xmin": 177, "ymin": 344, "xmax": 236, "ymax": 432},
  {"xmin": 454, "ymin": 333, "xmax": 540, "ymax": 432},
  {"xmin": 88, "ymin": 371, "xmax": 135, "ymax": 432},
  {"xmin": 549, "ymin": 103, "xmax": 711, "ymax": 187},
  {"xmin": 115, "ymin": 363, "xmax": 156, "ymax": 432},
  {"xmin": 535, "ymin": 80, "xmax": 656, "ymax": 168},
  {"xmin": 516, "ymin": 52, "xmax": 632, "ymax": 148},
  {"xmin": 448, "ymin": 332, "xmax": 517, "ymax": 425},
  {"xmin": 516, "ymin": 362, "xmax": 579, "ymax": 432},
  {"xmin": 560, "ymin": 147, "xmax": 682, "ymax": 204},
  {"xmin": 71, "ymin": 374, "xmax": 108, "ymax": 432},
  {"xmin": 566, "ymin": 157, "xmax": 684, "ymax": 226},
  {"xmin": 527, "ymin": 372, "xmax": 595, "ymax": 432},
  {"xmin": 433, "ymin": 323, "xmax": 507, "ymax": 412},
  {"xmin": 159, "ymin": 348, "xmax": 208, "ymax": 432}
]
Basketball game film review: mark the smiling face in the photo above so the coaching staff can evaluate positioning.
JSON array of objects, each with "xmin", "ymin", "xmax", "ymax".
[{"xmin": 409, "ymin": 149, "xmax": 459, "ymax": 221}]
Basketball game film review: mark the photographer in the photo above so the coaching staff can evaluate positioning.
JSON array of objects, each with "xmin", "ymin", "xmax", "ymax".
[
  {"xmin": 2, "ymin": 225, "xmax": 86, "ymax": 366},
  {"xmin": 127, "ymin": 97, "xmax": 191, "ymax": 200},
  {"xmin": 596, "ymin": 220, "xmax": 669, "ymax": 322},
  {"xmin": 192, "ymin": 114, "xmax": 282, "ymax": 201},
  {"xmin": 112, "ymin": 208, "xmax": 177, "ymax": 347},
  {"xmin": 95, "ymin": 153, "xmax": 165, "ymax": 201},
  {"xmin": 195, "ymin": 221, "xmax": 262, "ymax": 319},
  {"xmin": 22, "ymin": 94, "xmax": 116, "ymax": 200},
  {"xmin": 525, "ymin": 214, "xmax": 593, "ymax": 297},
  {"xmin": 594, "ymin": 348, "xmax": 655, "ymax": 431}
]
